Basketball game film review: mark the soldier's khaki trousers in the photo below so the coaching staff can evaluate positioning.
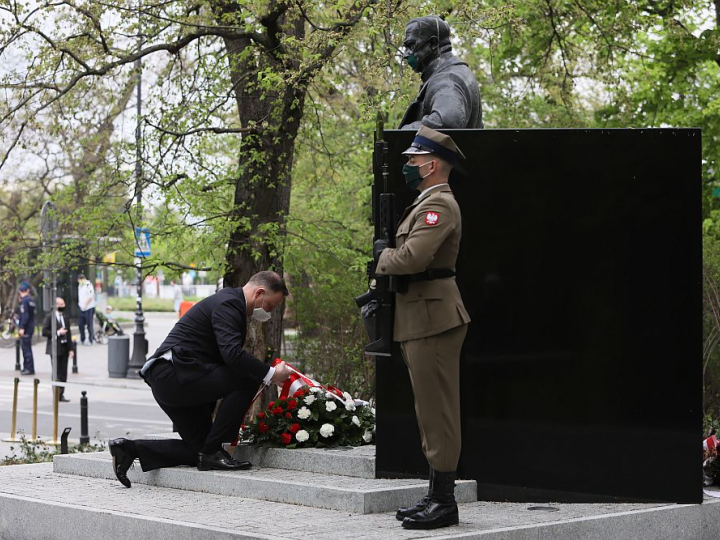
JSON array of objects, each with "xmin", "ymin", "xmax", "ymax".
[{"xmin": 400, "ymin": 324, "xmax": 468, "ymax": 473}]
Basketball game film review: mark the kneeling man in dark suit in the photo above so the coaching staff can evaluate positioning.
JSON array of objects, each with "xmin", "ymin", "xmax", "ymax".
[{"xmin": 109, "ymin": 271, "xmax": 292, "ymax": 487}]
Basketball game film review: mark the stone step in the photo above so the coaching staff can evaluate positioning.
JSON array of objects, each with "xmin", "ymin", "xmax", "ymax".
[
  {"xmin": 53, "ymin": 451, "xmax": 477, "ymax": 514},
  {"xmin": 229, "ymin": 442, "xmax": 376, "ymax": 478},
  {"xmin": 142, "ymin": 433, "xmax": 376, "ymax": 479}
]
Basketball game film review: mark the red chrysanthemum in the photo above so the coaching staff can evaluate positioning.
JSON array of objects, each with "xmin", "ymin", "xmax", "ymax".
[
  {"xmin": 293, "ymin": 389, "xmax": 304, "ymax": 398},
  {"xmin": 287, "ymin": 399, "xmax": 298, "ymax": 410},
  {"xmin": 258, "ymin": 422, "xmax": 268, "ymax": 434},
  {"xmin": 290, "ymin": 423, "xmax": 301, "ymax": 434},
  {"xmin": 285, "ymin": 412, "xmax": 292, "ymax": 419},
  {"xmin": 258, "ymin": 412, "xmax": 266, "ymax": 419},
  {"xmin": 281, "ymin": 432, "xmax": 292, "ymax": 445},
  {"xmin": 268, "ymin": 401, "xmax": 275, "ymax": 409},
  {"xmin": 272, "ymin": 406, "xmax": 284, "ymax": 415}
]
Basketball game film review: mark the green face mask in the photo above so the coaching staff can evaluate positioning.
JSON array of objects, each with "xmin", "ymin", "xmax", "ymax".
[
  {"xmin": 402, "ymin": 161, "xmax": 433, "ymax": 190},
  {"xmin": 406, "ymin": 54, "xmax": 420, "ymax": 71}
]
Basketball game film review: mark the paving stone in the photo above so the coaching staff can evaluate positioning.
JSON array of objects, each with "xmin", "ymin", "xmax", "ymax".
[{"xmin": 1, "ymin": 463, "xmax": 719, "ymax": 540}]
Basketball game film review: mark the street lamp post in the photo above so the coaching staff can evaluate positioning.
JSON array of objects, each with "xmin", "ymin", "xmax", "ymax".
[{"xmin": 126, "ymin": 47, "xmax": 148, "ymax": 379}]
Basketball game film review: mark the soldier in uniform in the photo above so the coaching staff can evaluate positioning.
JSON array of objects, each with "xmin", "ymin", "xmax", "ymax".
[
  {"xmin": 374, "ymin": 126, "xmax": 470, "ymax": 530},
  {"xmin": 399, "ymin": 16, "xmax": 483, "ymax": 130},
  {"xmin": 17, "ymin": 282, "xmax": 36, "ymax": 375}
]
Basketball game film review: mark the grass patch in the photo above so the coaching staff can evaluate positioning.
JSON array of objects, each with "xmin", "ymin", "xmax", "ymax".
[{"xmin": 108, "ymin": 297, "xmax": 203, "ymax": 312}]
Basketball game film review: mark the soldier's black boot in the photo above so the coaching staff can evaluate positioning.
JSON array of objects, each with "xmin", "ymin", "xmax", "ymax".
[
  {"xmin": 396, "ymin": 468, "xmax": 433, "ymax": 520},
  {"xmin": 401, "ymin": 470, "xmax": 458, "ymax": 530}
]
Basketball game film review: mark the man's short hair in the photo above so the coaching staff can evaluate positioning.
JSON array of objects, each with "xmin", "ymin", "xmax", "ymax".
[
  {"xmin": 247, "ymin": 271, "xmax": 289, "ymax": 296},
  {"xmin": 78, "ymin": 273, "xmax": 86, "ymax": 280}
]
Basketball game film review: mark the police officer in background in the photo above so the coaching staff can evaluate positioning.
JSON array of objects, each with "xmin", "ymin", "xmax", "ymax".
[
  {"xmin": 399, "ymin": 16, "xmax": 483, "ymax": 130},
  {"xmin": 374, "ymin": 126, "xmax": 470, "ymax": 530},
  {"xmin": 17, "ymin": 282, "xmax": 36, "ymax": 375}
]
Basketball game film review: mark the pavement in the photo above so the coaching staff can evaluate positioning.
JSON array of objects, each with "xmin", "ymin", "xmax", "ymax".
[
  {"xmin": 0, "ymin": 311, "xmax": 177, "ymax": 457},
  {"xmin": 2, "ymin": 312, "xmax": 720, "ymax": 538}
]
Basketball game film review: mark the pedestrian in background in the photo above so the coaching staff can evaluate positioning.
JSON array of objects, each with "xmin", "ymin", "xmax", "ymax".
[
  {"xmin": 171, "ymin": 280, "xmax": 183, "ymax": 319},
  {"xmin": 77, "ymin": 273, "xmax": 96, "ymax": 346},
  {"xmin": 17, "ymin": 282, "xmax": 36, "ymax": 375},
  {"xmin": 41, "ymin": 297, "xmax": 73, "ymax": 402}
]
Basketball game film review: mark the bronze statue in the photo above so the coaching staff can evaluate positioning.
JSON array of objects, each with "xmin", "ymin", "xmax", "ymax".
[{"xmin": 399, "ymin": 16, "xmax": 483, "ymax": 130}]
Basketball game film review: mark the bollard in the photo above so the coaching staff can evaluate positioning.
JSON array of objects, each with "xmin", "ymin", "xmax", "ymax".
[
  {"xmin": 80, "ymin": 391, "xmax": 89, "ymax": 444},
  {"xmin": 32, "ymin": 378, "xmax": 39, "ymax": 441},
  {"xmin": 14, "ymin": 338, "xmax": 20, "ymax": 371},
  {"xmin": 60, "ymin": 427, "xmax": 72, "ymax": 454},
  {"xmin": 2, "ymin": 378, "xmax": 20, "ymax": 442},
  {"xmin": 49, "ymin": 386, "xmax": 60, "ymax": 445},
  {"xmin": 72, "ymin": 339, "xmax": 78, "ymax": 374}
]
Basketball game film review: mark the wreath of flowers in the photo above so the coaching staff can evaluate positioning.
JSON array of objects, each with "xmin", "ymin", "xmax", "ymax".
[{"xmin": 242, "ymin": 386, "xmax": 375, "ymax": 448}]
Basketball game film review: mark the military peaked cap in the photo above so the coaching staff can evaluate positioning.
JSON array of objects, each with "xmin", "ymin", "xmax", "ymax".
[{"xmin": 402, "ymin": 125, "xmax": 466, "ymax": 165}]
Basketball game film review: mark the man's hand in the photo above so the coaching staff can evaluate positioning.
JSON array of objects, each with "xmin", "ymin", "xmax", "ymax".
[
  {"xmin": 373, "ymin": 238, "xmax": 388, "ymax": 260},
  {"xmin": 58, "ymin": 328, "xmax": 67, "ymax": 336},
  {"xmin": 18, "ymin": 329, "xmax": 24, "ymax": 338},
  {"xmin": 271, "ymin": 361, "xmax": 291, "ymax": 385}
]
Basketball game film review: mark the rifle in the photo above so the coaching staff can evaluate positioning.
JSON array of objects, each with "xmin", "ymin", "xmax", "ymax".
[{"xmin": 355, "ymin": 114, "xmax": 399, "ymax": 356}]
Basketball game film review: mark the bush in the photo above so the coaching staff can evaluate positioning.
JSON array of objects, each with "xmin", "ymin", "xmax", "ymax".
[{"xmin": 1, "ymin": 432, "xmax": 106, "ymax": 465}]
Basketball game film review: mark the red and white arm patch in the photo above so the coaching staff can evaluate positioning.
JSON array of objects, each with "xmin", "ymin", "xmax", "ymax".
[{"xmin": 424, "ymin": 211, "xmax": 440, "ymax": 226}]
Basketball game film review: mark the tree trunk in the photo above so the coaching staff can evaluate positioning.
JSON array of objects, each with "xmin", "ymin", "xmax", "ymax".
[{"xmin": 221, "ymin": 13, "xmax": 307, "ymax": 364}]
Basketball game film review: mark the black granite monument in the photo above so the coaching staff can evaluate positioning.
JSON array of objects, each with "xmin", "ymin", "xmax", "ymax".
[{"xmin": 374, "ymin": 128, "xmax": 703, "ymax": 504}]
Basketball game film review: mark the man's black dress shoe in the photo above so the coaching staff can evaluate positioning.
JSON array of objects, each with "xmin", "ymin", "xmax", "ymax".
[
  {"xmin": 59, "ymin": 396, "xmax": 70, "ymax": 402},
  {"xmin": 20, "ymin": 370, "xmax": 35, "ymax": 375},
  {"xmin": 109, "ymin": 438, "xmax": 136, "ymax": 488},
  {"xmin": 197, "ymin": 450, "xmax": 252, "ymax": 471}
]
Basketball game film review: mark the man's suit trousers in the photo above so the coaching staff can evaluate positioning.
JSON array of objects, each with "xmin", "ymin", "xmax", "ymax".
[{"xmin": 135, "ymin": 360, "xmax": 259, "ymax": 472}]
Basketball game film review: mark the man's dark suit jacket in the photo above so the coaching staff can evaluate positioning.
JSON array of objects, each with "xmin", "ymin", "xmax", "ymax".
[
  {"xmin": 152, "ymin": 287, "xmax": 270, "ymax": 385},
  {"xmin": 41, "ymin": 312, "xmax": 73, "ymax": 356}
]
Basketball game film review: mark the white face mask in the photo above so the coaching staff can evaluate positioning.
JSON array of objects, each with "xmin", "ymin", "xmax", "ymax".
[{"xmin": 251, "ymin": 294, "xmax": 272, "ymax": 323}]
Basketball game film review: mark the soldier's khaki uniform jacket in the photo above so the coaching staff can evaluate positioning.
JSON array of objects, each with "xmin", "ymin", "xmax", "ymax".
[{"xmin": 376, "ymin": 184, "xmax": 471, "ymax": 342}]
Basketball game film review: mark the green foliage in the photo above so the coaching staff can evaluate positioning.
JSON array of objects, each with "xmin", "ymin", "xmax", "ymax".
[
  {"xmin": 0, "ymin": 432, "xmax": 107, "ymax": 465},
  {"xmin": 2, "ymin": 0, "xmax": 720, "ymax": 402}
]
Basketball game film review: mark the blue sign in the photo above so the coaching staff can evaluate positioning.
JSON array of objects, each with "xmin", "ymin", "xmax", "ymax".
[{"xmin": 134, "ymin": 227, "xmax": 151, "ymax": 257}]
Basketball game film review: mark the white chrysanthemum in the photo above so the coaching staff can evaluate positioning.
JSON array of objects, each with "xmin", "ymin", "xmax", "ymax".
[
  {"xmin": 371, "ymin": 408, "xmax": 376, "ymax": 416},
  {"xmin": 352, "ymin": 415, "xmax": 360, "ymax": 427},
  {"xmin": 343, "ymin": 392, "xmax": 353, "ymax": 402},
  {"xmin": 320, "ymin": 423, "xmax": 335, "ymax": 438},
  {"xmin": 363, "ymin": 430, "xmax": 373, "ymax": 443},
  {"xmin": 345, "ymin": 401, "xmax": 356, "ymax": 411},
  {"xmin": 325, "ymin": 401, "xmax": 337, "ymax": 412},
  {"xmin": 304, "ymin": 395, "xmax": 316, "ymax": 405},
  {"xmin": 297, "ymin": 406, "xmax": 311, "ymax": 420},
  {"xmin": 309, "ymin": 387, "xmax": 322, "ymax": 393},
  {"xmin": 295, "ymin": 430, "xmax": 309, "ymax": 443}
]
